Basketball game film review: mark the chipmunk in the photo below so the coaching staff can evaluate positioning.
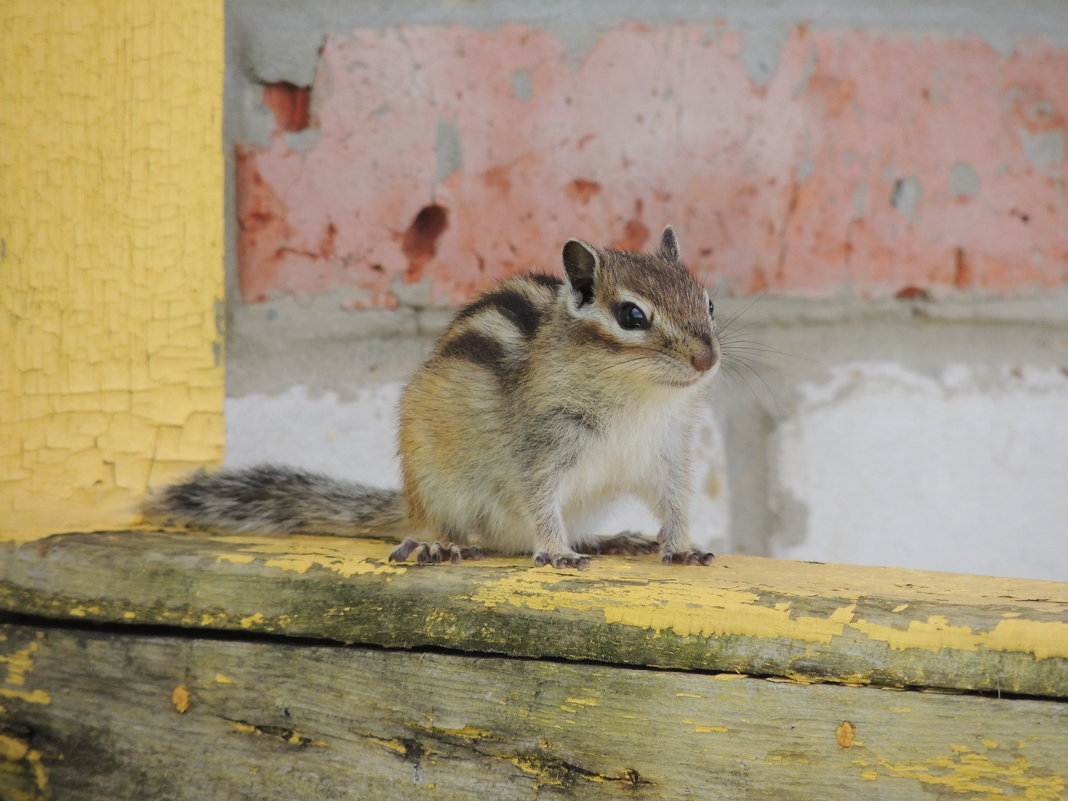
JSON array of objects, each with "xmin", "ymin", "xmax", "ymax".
[{"xmin": 145, "ymin": 225, "xmax": 720, "ymax": 569}]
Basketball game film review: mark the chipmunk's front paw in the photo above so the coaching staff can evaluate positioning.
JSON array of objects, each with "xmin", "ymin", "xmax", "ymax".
[
  {"xmin": 389, "ymin": 537, "xmax": 485, "ymax": 565},
  {"xmin": 661, "ymin": 547, "xmax": 715, "ymax": 566},
  {"xmin": 533, "ymin": 551, "xmax": 591, "ymax": 570}
]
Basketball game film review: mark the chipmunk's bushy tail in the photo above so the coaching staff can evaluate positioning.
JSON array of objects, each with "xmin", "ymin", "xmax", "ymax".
[{"xmin": 143, "ymin": 465, "xmax": 407, "ymax": 536}]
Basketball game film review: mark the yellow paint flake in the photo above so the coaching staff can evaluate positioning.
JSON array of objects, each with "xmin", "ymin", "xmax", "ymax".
[
  {"xmin": 675, "ymin": 692, "xmax": 704, "ymax": 698},
  {"xmin": 172, "ymin": 685, "xmax": 190, "ymax": 713},
  {"xmin": 0, "ymin": 637, "xmax": 51, "ymax": 705},
  {"xmin": 239, "ymin": 613, "xmax": 266, "ymax": 628},
  {"xmin": 892, "ymin": 604, "xmax": 909, "ymax": 613},
  {"xmin": 214, "ymin": 673, "xmax": 234, "ymax": 684},
  {"xmin": 852, "ymin": 615, "xmax": 1068, "ymax": 660},
  {"xmin": 217, "ymin": 554, "xmax": 256, "ymax": 565},
  {"xmin": 353, "ymin": 728, "xmax": 410, "ymax": 755},
  {"xmin": 424, "ymin": 724, "xmax": 494, "ymax": 741},
  {"xmin": 564, "ymin": 697, "xmax": 598, "ymax": 706},
  {"xmin": 836, "ymin": 721, "xmax": 856, "ymax": 748},
  {"xmin": 466, "ymin": 570, "xmax": 859, "ymax": 644},
  {"xmin": 205, "ymin": 535, "xmax": 407, "ymax": 578},
  {"xmin": 0, "ymin": 734, "xmax": 48, "ymax": 791},
  {"xmin": 692, "ymin": 725, "xmax": 729, "ymax": 734},
  {"xmin": 877, "ymin": 746, "xmax": 1065, "ymax": 800}
]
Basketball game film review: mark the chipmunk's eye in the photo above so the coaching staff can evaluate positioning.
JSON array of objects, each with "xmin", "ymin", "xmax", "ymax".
[
  {"xmin": 616, "ymin": 302, "xmax": 650, "ymax": 331},
  {"xmin": 707, "ymin": 297, "xmax": 715, "ymax": 318}
]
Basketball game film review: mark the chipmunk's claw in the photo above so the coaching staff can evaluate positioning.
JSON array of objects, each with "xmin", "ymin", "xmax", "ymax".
[
  {"xmin": 660, "ymin": 548, "xmax": 715, "ymax": 566},
  {"xmin": 533, "ymin": 551, "xmax": 591, "ymax": 570},
  {"xmin": 389, "ymin": 537, "xmax": 484, "ymax": 565}
]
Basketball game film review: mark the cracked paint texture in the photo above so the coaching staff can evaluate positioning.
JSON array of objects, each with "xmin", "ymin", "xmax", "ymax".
[
  {"xmin": 236, "ymin": 23, "xmax": 1068, "ymax": 305},
  {"xmin": 0, "ymin": 2, "xmax": 225, "ymax": 536}
]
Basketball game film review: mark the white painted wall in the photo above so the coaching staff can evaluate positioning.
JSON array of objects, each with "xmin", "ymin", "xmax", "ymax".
[{"xmin": 771, "ymin": 363, "xmax": 1068, "ymax": 582}]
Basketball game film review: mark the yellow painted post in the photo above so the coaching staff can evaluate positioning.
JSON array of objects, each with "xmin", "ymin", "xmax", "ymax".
[{"xmin": 0, "ymin": 2, "xmax": 225, "ymax": 537}]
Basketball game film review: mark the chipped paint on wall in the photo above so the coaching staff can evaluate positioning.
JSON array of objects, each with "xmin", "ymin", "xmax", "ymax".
[
  {"xmin": 771, "ymin": 363, "xmax": 1068, "ymax": 582},
  {"xmin": 234, "ymin": 23, "xmax": 1068, "ymax": 305},
  {"xmin": 0, "ymin": 2, "xmax": 225, "ymax": 537}
]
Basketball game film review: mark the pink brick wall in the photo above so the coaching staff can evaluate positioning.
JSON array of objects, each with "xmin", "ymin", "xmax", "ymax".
[{"xmin": 235, "ymin": 22, "xmax": 1068, "ymax": 305}]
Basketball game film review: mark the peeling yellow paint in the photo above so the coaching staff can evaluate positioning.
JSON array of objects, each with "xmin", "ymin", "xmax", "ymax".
[
  {"xmin": 420, "ymin": 724, "xmax": 494, "ymax": 741},
  {"xmin": 852, "ymin": 616, "xmax": 1068, "ymax": 660},
  {"xmin": 0, "ymin": 734, "xmax": 48, "ymax": 791},
  {"xmin": 675, "ymin": 692, "xmax": 704, "ymax": 698},
  {"xmin": 207, "ymin": 535, "xmax": 408, "ymax": 578},
  {"xmin": 564, "ymin": 697, "xmax": 598, "ymax": 706},
  {"xmin": 355, "ymin": 729, "xmax": 410, "ymax": 755},
  {"xmin": 0, "ymin": 639, "xmax": 38, "ymax": 686},
  {"xmin": 876, "ymin": 746, "xmax": 1065, "ymax": 800},
  {"xmin": 171, "ymin": 685, "xmax": 191, "ymax": 713},
  {"xmin": 468, "ymin": 571, "xmax": 860, "ymax": 644},
  {"xmin": 507, "ymin": 755, "xmax": 565, "ymax": 786},
  {"xmin": 214, "ymin": 673, "xmax": 234, "ymax": 684},
  {"xmin": 0, "ymin": 638, "xmax": 51, "ymax": 705},
  {"xmin": 692, "ymin": 725, "xmax": 729, "ymax": 733},
  {"xmin": 217, "ymin": 554, "xmax": 256, "ymax": 565},
  {"xmin": 460, "ymin": 553, "xmax": 1066, "ymax": 662},
  {"xmin": 0, "ymin": 734, "xmax": 30, "ymax": 762},
  {"xmin": 0, "ymin": 1, "xmax": 224, "ymax": 539},
  {"xmin": 239, "ymin": 613, "xmax": 266, "ymax": 628}
]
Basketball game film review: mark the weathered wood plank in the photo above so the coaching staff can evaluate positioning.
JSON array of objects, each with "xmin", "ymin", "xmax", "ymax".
[
  {"xmin": 1, "ymin": 622, "xmax": 1065, "ymax": 801},
  {"xmin": 1, "ymin": 530, "xmax": 1066, "ymax": 697}
]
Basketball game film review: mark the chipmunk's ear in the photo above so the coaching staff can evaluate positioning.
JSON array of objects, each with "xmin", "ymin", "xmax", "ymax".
[
  {"xmin": 658, "ymin": 224, "xmax": 680, "ymax": 262},
  {"xmin": 562, "ymin": 238, "xmax": 600, "ymax": 306}
]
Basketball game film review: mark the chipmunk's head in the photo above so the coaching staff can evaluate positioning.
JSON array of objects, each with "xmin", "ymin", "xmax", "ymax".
[{"xmin": 561, "ymin": 225, "xmax": 720, "ymax": 392}]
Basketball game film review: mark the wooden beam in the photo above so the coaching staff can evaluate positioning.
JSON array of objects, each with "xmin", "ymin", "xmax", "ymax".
[
  {"xmin": 1, "ymin": 622, "xmax": 1065, "ymax": 800},
  {"xmin": 2, "ymin": 530, "xmax": 1065, "ymax": 697}
]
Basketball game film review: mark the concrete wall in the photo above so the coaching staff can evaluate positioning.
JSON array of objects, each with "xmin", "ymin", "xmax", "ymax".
[{"xmin": 223, "ymin": 0, "xmax": 1068, "ymax": 580}]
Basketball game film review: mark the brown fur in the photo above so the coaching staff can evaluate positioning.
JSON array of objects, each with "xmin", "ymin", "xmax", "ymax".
[{"xmin": 145, "ymin": 226, "xmax": 719, "ymax": 569}]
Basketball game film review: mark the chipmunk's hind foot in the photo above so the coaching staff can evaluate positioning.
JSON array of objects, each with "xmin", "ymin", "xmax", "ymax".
[
  {"xmin": 388, "ymin": 537, "xmax": 485, "ymax": 565},
  {"xmin": 579, "ymin": 531, "xmax": 659, "ymax": 556},
  {"xmin": 532, "ymin": 551, "xmax": 592, "ymax": 570},
  {"xmin": 661, "ymin": 547, "xmax": 715, "ymax": 566}
]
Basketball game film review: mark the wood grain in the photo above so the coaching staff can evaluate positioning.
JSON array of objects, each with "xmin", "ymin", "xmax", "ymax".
[
  {"xmin": 1, "ymin": 622, "xmax": 1065, "ymax": 801},
  {"xmin": 1, "ymin": 529, "xmax": 1065, "ymax": 697}
]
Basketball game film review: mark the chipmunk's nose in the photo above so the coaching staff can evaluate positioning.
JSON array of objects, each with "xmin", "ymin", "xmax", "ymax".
[{"xmin": 690, "ymin": 348, "xmax": 717, "ymax": 373}]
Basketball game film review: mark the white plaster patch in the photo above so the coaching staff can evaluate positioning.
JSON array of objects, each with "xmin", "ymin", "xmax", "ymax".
[
  {"xmin": 771, "ymin": 362, "xmax": 1068, "ymax": 581},
  {"xmin": 226, "ymin": 384, "xmax": 404, "ymax": 487},
  {"xmin": 225, "ymin": 384, "xmax": 729, "ymax": 553}
]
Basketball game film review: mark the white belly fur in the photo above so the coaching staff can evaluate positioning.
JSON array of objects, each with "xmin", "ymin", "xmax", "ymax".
[{"xmin": 561, "ymin": 392, "xmax": 693, "ymax": 542}]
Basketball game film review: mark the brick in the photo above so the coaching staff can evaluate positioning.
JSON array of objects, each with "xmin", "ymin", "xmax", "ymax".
[{"xmin": 235, "ymin": 23, "xmax": 1068, "ymax": 304}]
